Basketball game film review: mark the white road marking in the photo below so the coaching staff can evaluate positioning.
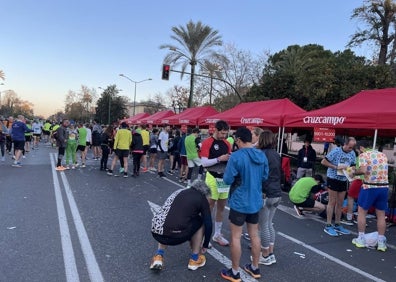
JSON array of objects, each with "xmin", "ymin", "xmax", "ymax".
[
  {"xmin": 60, "ymin": 168, "xmax": 104, "ymax": 282},
  {"xmin": 278, "ymin": 232, "xmax": 386, "ymax": 282},
  {"xmin": 50, "ymin": 154, "xmax": 80, "ymax": 282}
]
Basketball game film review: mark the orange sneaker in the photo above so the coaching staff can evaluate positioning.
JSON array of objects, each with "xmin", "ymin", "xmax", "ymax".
[
  {"xmin": 188, "ymin": 254, "xmax": 206, "ymax": 270},
  {"xmin": 55, "ymin": 166, "xmax": 66, "ymax": 171},
  {"xmin": 150, "ymin": 255, "xmax": 163, "ymax": 270}
]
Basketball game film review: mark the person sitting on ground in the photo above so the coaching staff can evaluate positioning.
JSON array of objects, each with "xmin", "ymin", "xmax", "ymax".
[
  {"xmin": 149, "ymin": 179, "xmax": 212, "ymax": 271},
  {"xmin": 289, "ymin": 174, "xmax": 327, "ymax": 217}
]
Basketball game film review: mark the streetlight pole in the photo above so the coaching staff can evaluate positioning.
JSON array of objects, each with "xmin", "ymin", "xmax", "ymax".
[{"xmin": 119, "ymin": 74, "xmax": 152, "ymax": 116}]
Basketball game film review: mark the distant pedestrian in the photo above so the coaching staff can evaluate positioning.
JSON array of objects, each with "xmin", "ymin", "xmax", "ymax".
[
  {"xmin": 296, "ymin": 139, "xmax": 316, "ymax": 179},
  {"xmin": 65, "ymin": 123, "xmax": 78, "ymax": 169},
  {"xmin": 148, "ymin": 128, "xmax": 159, "ymax": 171},
  {"xmin": 100, "ymin": 125, "xmax": 114, "ymax": 171},
  {"xmin": 157, "ymin": 125, "xmax": 170, "ymax": 177},
  {"xmin": 11, "ymin": 115, "xmax": 33, "ymax": 167},
  {"xmin": 131, "ymin": 128, "xmax": 144, "ymax": 176},
  {"xmin": 185, "ymin": 127, "xmax": 203, "ymax": 188},
  {"xmin": 55, "ymin": 119, "xmax": 70, "ymax": 171},
  {"xmin": 107, "ymin": 122, "xmax": 131, "ymax": 178},
  {"xmin": 91, "ymin": 119, "xmax": 102, "ymax": 160},
  {"xmin": 76, "ymin": 122, "xmax": 87, "ymax": 167}
]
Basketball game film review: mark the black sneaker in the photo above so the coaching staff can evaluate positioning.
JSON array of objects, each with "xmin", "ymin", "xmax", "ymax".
[
  {"xmin": 107, "ymin": 170, "xmax": 113, "ymax": 176},
  {"xmin": 158, "ymin": 172, "xmax": 166, "ymax": 178},
  {"xmin": 167, "ymin": 170, "xmax": 174, "ymax": 175},
  {"xmin": 220, "ymin": 268, "xmax": 241, "ymax": 282},
  {"xmin": 243, "ymin": 263, "xmax": 261, "ymax": 279},
  {"xmin": 123, "ymin": 172, "xmax": 128, "ymax": 178}
]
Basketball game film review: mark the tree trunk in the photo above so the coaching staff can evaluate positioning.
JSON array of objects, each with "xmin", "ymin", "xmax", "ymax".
[{"xmin": 188, "ymin": 63, "xmax": 196, "ymax": 108}]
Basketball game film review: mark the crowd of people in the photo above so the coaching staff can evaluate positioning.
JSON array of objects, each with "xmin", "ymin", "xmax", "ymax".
[{"xmin": 1, "ymin": 114, "xmax": 391, "ymax": 280}]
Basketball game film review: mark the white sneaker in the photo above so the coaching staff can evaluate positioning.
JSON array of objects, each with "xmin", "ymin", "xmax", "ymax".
[
  {"xmin": 212, "ymin": 234, "xmax": 229, "ymax": 246},
  {"xmin": 1, "ymin": 156, "xmax": 5, "ymax": 162}
]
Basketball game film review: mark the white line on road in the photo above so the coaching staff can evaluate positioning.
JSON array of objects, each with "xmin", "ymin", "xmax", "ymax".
[
  {"xmin": 278, "ymin": 232, "xmax": 386, "ymax": 282},
  {"xmin": 50, "ymin": 154, "xmax": 80, "ymax": 282},
  {"xmin": 59, "ymin": 167, "xmax": 104, "ymax": 282}
]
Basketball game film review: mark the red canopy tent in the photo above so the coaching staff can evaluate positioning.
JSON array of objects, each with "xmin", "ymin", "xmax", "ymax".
[
  {"xmin": 283, "ymin": 88, "xmax": 396, "ymax": 142},
  {"xmin": 139, "ymin": 110, "xmax": 175, "ymax": 125},
  {"xmin": 120, "ymin": 112, "xmax": 150, "ymax": 126},
  {"xmin": 166, "ymin": 106, "xmax": 218, "ymax": 126},
  {"xmin": 199, "ymin": 98, "xmax": 306, "ymax": 127}
]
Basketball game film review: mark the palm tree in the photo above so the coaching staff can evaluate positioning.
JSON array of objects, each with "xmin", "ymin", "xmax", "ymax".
[
  {"xmin": 160, "ymin": 20, "xmax": 224, "ymax": 108},
  {"xmin": 0, "ymin": 70, "xmax": 5, "ymax": 81}
]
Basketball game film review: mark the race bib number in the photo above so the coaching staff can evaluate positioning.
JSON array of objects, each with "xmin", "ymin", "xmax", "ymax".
[{"xmin": 215, "ymin": 178, "xmax": 230, "ymax": 193}]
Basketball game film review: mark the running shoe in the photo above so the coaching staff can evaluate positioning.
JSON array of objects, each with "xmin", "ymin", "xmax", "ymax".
[
  {"xmin": 377, "ymin": 239, "xmax": 387, "ymax": 252},
  {"xmin": 149, "ymin": 255, "xmax": 163, "ymax": 270},
  {"xmin": 81, "ymin": 163, "xmax": 86, "ymax": 168},
  {"xmin": 167, "ymin": 170, "xmax": 174, "ymax": 175},
  {"xmin": 213, "ymin": 234, "xmax": 230, "ymax": 246},
  {"xmin": 158, "ymin": 172, "xmax": 166, "ymax": 178},
  {"xmin": 334, "ymin": 224, "xmax": 351, "ymax": 235},
  {"xmin": 352, "ymin": 236, "xmax": 366, "ymax": 248},
  {"xmin": 12, "ymin": 162, "xmax": 22, "ymax": 168},
  {"xmin": 65, "ymin": 165, "xmax": 71, "ymax": 170},
  {"xmin": 187, "ymin": 254, "xmax": 206, "ymax": 270},
  {"xmin": 123, "ymin": 173, "xmax": 128, "ymax": 178},
  {"xmin": 107, "ymin": 170, "xmax": 113, "ymax": 176},
  {"xmin": 243, "ymin": 263, "xmax": 261, "ymax": 279},
  {"xmin": 71, "ymin": 165, "xmax": 76, "ymax": 169},
  {"xmin": 340, "ymin": 218, "xmax": 354, "ymax": 226},
  {"xmin": 220, "ymin": 268, "xmax": 241, "ymax": 282},
  {"xmin": 55, "ymin": 166, "xmax": 66, "ymax": 171},
  {"xmin": 119, "ymin": 167, "xmax": 124, "ymax": 173},
  {"xmin": 324, "ymin": 225, "xmax": 339, "ymax": 236},
  {"xmin": 256, "ymin": 254, "xmax": 276, "ymax": 265},
  {"xmin": 294, "ymin": 205, "xmax": 304, "ymax": 216},
  {"xmin": 142, "ymin": 167, "xmax": 148, "ymax": 172}
]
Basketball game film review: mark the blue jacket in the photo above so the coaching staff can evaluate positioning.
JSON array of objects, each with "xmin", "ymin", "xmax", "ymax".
[
  {"xmin": 224, "ymin": 147, "xmax": 269, "ymax": 214},
  {"xmin": 11, "ymin": 120, "xmax": 33, "ymax": 141}
]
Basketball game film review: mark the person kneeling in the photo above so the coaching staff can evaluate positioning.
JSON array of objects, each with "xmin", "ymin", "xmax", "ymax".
[
  {"xmin": 150, "ymin": 179, "xmax": 213, "ymax": 271},
  {"xmin": 289, "ymin": 175, "xmax": 326, "ymax": 216}
]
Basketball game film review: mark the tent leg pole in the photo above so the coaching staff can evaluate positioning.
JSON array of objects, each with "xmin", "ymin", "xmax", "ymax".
[{"xmin": 373, "ymin": 129, "xmax": 378, "ymax": 150}]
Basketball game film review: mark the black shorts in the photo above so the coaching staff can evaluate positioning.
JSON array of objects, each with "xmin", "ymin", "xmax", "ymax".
[
  {"xmin": 295, "ymin": 197, "xmax": 316, "ymax": 208},
  {"xmin": 116, "ymin": 149, "xmax": 129, "ymax": 158},
  {"xmin": 77, "ymin": 145, "xmax": 86, "ymax": 152},
  {"xmin": 327, "ymin": 178, "xmax": 348, "ymax": 192},
  {"xmin": 229, "ymin": 208, "xmax": 259, "ymax": 226},
  {"xmin": 143, "ymin": 145, "xmax": 150, "ymax": 154},
  {"xmin": 149, "ymin": 148, "xmax": 157, "ymax": 154},
  {"xmin": 13, "ymin": 140, "xmax": 25, "ymax": 150},
  {"xmin": 25, "ymin": 136, "xmax": 32, "ymax": 142},
  {"xmin": 33, "ymin": 133, "xmax": 41, "ymax": 137},
  {"xmin": 43, "ymin": 130, "xmax": 50, "ymax": 136},
  {"xmin": 151, "ymin": 216, "xmax": 202, "ymax": 246}
]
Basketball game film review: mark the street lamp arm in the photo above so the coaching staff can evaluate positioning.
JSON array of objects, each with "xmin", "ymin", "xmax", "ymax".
[
  {"xmin": 119, "ymin": 74, "xmax": 152, "ymax": 116},
  {"xmin": 169, "ymin": 69, "xmax": 243, "ymax": 102}
]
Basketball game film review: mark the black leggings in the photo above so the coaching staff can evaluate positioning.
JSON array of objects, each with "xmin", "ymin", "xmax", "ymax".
[
  {"xmin": 101, "ymin": 145, "xmax": 110, "ymax": 169},
  {"xmin": 133, "ymin": 152, "xmax": 143, "ymax": 173}
]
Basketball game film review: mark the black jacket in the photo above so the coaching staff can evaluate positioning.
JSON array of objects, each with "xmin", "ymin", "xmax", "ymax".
[{"xmin": 297, "ymin": 144, "xmax": 317, "ymax": 169}]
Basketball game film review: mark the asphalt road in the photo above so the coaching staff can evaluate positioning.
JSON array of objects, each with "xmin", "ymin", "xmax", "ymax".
[{"xmin": 0, "ymin": 144, "xmax": 395, "ymax": 282}]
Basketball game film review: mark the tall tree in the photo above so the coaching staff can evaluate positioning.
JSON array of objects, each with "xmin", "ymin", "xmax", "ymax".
[
  {"xmin": 160, "ymin": 20, "xmax": 224, "ymax": 108},
  {"xmin": 348, "ymin": 0, "xmax": 396, "ymax": 65},
  {"xmin": 95, "ymin": 85, "xmax": 127, "ymax": 124},
  {"xmin": 0, "ymin": 70, "xmax": 5, "ymax": 80}
]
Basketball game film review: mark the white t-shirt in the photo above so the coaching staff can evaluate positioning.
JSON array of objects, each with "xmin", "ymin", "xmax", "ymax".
[
  {"xmin": 32, "ymin": 122, "xmax": 42, "ymax": 134},
  {"xmin": 85, "ymin": 127, "xmax": 92, "ymax": 143},
  {"xmin": 158, "ymin": 130, "xmax": 169, "ymax": 152}
]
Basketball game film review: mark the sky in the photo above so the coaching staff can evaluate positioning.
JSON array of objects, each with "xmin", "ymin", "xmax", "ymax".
[{"xmin": 1, "ymin": 0, "xmax": 368, "ymax": 117}]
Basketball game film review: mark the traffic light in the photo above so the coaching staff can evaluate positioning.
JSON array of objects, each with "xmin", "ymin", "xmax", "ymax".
[{"xmin": 162, "ymin": 64, "xmax": 170, "ymax": 80}]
